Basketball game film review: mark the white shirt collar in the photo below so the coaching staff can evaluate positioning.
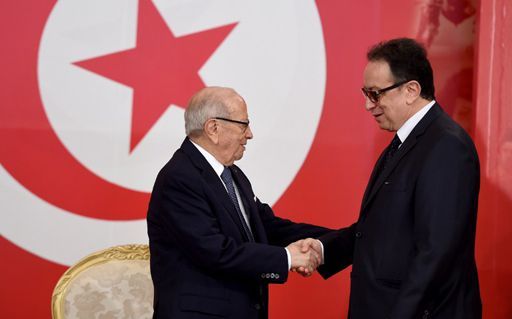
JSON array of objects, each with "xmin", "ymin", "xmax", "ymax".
[
  {"xmin": 396, "ymin": 100, "xmax": 436, "ymax": 144},
  {"xmin": 189, "ymin": 139, "xmax": 225, "ymax": 178}
]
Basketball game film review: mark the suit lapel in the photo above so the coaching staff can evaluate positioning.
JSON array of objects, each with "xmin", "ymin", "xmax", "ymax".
[
  {"xmin": 361, "ymin": 104, "xmax": 444, "ymax": 213},
  {"xmin": 362, "ymin": 149, "xmax": 386, "ymax": 206},
  {"xmin": 181, "ymin": 139, "xmax": 253, "ymax": 241},
  {"xmin": 230, "ymin": 166, "xmax": 267, "ymax": 243}
]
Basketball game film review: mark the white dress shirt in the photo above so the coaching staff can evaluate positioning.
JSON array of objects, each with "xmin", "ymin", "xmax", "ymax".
[{"xmin": 396, "ymin": 100, "xmax": 436, "ymax": 145}]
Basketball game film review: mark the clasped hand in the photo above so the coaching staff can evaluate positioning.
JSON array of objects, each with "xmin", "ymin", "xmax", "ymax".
[{"xmin": 286, "ymin": 238, "xmax": 322, "ymax": 277}]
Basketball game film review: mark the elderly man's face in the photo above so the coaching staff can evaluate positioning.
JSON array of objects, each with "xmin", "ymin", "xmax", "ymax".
[
  {"xmin": 216, "ymin": 96, "xmax": 253, "ymax": 166},
  {"xmin": 362, "ymin": 60, "xmax": 412, "ymax": 132}
]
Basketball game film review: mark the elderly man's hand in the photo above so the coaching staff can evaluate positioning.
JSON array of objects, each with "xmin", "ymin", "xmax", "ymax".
[{"xmin": 286, "ymin": 238, "xmax": 323, "ymax": 276}]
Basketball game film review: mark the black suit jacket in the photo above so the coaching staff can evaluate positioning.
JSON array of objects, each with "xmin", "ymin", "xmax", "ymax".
[
  {"xmin": 147, "ymin": 138, "xmax": 330, "ymax": 319},
  {"xmin": 319, "ymin": 104, "xmax": 481, "ymax": 319}
]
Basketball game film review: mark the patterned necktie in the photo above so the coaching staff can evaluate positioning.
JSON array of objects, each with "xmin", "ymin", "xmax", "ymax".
[{"xmin": 220, "ymin": 167, "xmax": 254, "ymax": 242}]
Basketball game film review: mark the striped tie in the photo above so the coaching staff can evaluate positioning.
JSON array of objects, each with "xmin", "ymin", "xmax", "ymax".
[{"xmin": 221, "ymin": 167, "xmax": 254, "ymax": 242}]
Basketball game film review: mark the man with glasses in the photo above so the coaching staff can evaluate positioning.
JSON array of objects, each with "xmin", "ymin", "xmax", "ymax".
[
  {"xmin": 147, "ymin": 86, "xmax": 331, "ymax": 319},
  {"xmin": 301, "ymin": 38, "xmax": 481, "ymax": 318}
]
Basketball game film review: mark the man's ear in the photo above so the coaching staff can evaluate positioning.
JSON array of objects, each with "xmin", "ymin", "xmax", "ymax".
[
  {"xmin": 204, "ymin": 119, "xmax": 219, "ymax": 144},
  {"xmin": 405, "ymin": 80, "xmax": 422, "ymax": 104}
]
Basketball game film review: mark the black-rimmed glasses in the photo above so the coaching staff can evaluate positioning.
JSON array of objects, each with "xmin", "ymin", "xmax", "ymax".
[
  {"xmin": 361, "ymin": 79, "xmax": 410, "ymax": 103},
  {"xmin": 214, "ymin": 117, "xmax": 250, "ymax": 132}
]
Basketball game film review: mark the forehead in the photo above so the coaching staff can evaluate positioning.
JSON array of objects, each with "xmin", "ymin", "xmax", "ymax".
[
  {"xmin": 226, "ymin": 94, "xmax": 248, "ymax": 116},
  {"xmin": 363, "ymin": 60, "xmax": 394, "ymax": 87}
]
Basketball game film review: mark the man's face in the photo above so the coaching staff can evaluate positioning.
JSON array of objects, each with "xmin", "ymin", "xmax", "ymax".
[
  {"xmin": 216, "ymin": 96, "xmax": 253, "ymax": 166},
  {"xmin": 362, "ymin": 60, "xmax": 411, "ymax": 131}
]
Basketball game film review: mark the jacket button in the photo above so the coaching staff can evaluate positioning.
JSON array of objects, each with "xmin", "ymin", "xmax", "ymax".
[
  {"xmin": 422, "ymin": 310, "xmax": 429, "ymax": 319},
  {"xmin": 355, "ymin": 232, "xmax": 363, "ymax": 238}
]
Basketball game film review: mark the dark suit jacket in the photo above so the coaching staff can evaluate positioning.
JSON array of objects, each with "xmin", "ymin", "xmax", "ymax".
[
  {"xmin": 319, "ymin": 104, "xmax": 481, "ymax": 319},
  {"xmin": 147, "ymin": 138, "xmax": 330, "ymax": 319}
]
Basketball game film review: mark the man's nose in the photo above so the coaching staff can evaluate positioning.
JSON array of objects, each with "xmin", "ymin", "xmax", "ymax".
[
  {"xmin": 245, "ymin": 125, "xmax": 253, "ymax": 139},
  {"xmin": 364, "ymin": 98, "xmax": 377, "ymax": 111}
]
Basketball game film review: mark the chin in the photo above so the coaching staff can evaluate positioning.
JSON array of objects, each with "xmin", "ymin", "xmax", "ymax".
[{"xmin": 378, "ymin": 122, "xmax": 393, "ymax": 131}]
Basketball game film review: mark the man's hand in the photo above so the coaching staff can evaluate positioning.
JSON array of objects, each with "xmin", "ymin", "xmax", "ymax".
[
  {"xmin": 296, "ymin": 238, "xmax": 323, "ymax": 276},
  {"xmin": 286, "ymin": 238, "xmax": 322, "ymax": 276}
]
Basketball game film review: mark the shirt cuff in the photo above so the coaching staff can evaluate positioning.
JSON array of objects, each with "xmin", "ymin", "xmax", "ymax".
[
  {"xmin": 284, "ymin": 247, "xmax": 291, "ymax": 270},
  {"xmin": 318, "ymin": 239, "xmax": 325, "ymax": 265}
]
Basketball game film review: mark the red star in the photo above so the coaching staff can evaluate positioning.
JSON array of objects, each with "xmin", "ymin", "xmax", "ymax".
[{"xmin": 74, "ymin": 0, "xmax": 237, "ymax": 152}]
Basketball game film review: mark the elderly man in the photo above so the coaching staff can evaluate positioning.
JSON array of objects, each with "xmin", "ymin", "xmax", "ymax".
[
  {"xmin": 147, "ymin": 86, "xmax": 330, "ymax": 319},
  {"xmin": 302, "ymin": 38, "xmax": 481, "ymax": 319}
]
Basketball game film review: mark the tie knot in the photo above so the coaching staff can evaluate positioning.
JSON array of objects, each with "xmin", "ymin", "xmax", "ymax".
[
  {"xmin": 221, "ymin": 167, "xmax": 233, "ymax": 184},
  {"xmin": 390, "ymin": 134, "xmax": 401, "ymax": 150}
]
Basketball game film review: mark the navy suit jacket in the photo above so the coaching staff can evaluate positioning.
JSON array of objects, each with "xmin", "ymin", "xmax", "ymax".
[
  {"xmin": 319, "ymin": 104, "xmax": 482, "ymax": 319},
  {"xmin": 147, "ymin": 138, "xmax": 330, "ymax": 319}
]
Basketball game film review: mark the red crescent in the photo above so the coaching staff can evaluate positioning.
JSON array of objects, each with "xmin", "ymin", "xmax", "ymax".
[{"xmin": 0, "ymin": 0, "xmax": 149, "ymax": 220}]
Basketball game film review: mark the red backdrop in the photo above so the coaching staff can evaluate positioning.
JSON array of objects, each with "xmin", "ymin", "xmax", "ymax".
[{"xmin": 1, "ymin": 0, "xmax": 510, "ymax": 318}]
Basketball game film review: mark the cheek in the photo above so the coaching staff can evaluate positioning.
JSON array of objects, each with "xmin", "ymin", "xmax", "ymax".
[
  {"xmin": 382, "ymin": 105, "xmax": 397, "ymax": 119},
  {"xmin": 232, "ymin": 141, "xmax": 242, "ymax": 153}
]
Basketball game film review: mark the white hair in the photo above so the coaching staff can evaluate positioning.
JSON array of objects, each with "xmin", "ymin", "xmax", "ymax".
[{"xmin": 184, "ymin": 87, "xmax": 236, "ymax": 136}]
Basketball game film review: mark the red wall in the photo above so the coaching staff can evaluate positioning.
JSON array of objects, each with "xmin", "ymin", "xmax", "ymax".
[{"xmin": 474, "ymin": 0, "xmax": 512, "ymax": 318}]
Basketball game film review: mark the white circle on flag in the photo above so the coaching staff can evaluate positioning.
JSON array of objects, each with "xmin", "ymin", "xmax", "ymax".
[{"xmin": 39, "ymin": 0, "xmax": 325, "ymax": 202}]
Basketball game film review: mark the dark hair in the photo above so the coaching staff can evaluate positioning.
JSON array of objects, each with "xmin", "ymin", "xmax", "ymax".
[{"xmin": 367, "ymin": 38, "xmax": 435, "ymax": 100}]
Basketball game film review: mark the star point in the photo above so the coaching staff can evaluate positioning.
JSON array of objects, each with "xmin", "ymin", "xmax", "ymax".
[{"xmin": 74, "ymin": 0, "xmax": 237, "ymax": 152}]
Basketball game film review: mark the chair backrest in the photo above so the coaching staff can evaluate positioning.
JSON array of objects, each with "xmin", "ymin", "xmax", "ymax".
[{"xmin": 51, "ymin": 244, "xmax": 154, "ymax": 319}]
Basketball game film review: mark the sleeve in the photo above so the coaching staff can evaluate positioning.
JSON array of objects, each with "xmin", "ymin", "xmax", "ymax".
[
  {"xmin": 152, "ymin": 169, "xmax": 289, "ymax": 284},
  {"xmin": 317, "ymin": 223, "xmax": 357, "ymax": 279},
  {"xmin": 388, "ymin": 134, "xmax": 479, "ymax": 318},
  {"xmin": 255, "ymin": 199, "xmax": 334, "ymax": 247}
]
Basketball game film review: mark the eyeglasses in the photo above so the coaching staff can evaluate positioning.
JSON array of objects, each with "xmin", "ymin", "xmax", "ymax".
[
  {"xmin": 214, "ymin": 117, "xmax": 250, "ymax": 132},
  {"xmin": 361, "ymin": 79, "xmax": 410, "ymax": 104}
]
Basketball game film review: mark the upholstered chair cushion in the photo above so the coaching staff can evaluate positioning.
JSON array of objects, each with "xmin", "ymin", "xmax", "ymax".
[{"xmin": 52, "ymin": 244, "xmax": 153, "ymax": 319}]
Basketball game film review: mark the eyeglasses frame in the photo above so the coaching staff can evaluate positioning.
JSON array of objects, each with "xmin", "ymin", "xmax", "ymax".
[
  {"xmin": 213, "ymin": 117, "xmax": 250, "ymax": 132},
  {"xmin": 361, "ymin": 79, "xmax": 411, "ymax": 103}
]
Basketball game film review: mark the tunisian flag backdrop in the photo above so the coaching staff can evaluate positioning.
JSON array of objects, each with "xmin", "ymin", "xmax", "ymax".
[{"xmin": 1, "ymin": 0, "xmax": 511, "ymax": 318}]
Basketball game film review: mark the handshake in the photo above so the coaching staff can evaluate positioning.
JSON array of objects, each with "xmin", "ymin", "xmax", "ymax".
[{"xmin": 286, "ymin": 238, "xmax": 323, "ymax": 277}]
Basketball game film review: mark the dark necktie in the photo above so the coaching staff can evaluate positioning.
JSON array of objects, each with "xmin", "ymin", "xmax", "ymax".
[
  {"xmin": 220, "ymin": 167, "xmax": 254, "ymax": 242},
  {"xmin": 380, "ymin": 134, "xmax": 402, "ymax": 174}
]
